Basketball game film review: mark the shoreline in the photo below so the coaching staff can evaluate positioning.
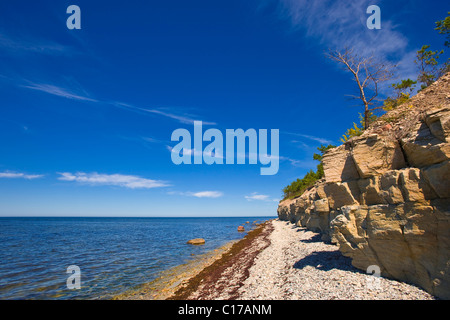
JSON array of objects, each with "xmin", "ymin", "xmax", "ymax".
[
  {"xmin": 114, "ymin": 221, "xmax": 272, "ymax": 300},
  {"xmin": 113, "ymin": 240, "xmax": 239, "ymax": 300},
  {"xmin": 115, "ymin": 219, "xmax": 435, "ymax": 300}
]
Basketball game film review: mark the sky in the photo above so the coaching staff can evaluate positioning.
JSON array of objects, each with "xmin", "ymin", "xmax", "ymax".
[{"xmin": 0, "ymin": 0, "xmax": 448, "ymax": 217}]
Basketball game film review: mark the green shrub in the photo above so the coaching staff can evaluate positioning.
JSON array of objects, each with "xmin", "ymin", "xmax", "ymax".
[
  {"xmin": 383, "ymin": 79, "xmax": 416, "ymax": 111},
  {"xmin": 282, "ymin": 144, "xmax": 335, "ymax": 200},
  {"xmin": 340, "ymin": 122, "xmax": 363, "ymax": 143}
]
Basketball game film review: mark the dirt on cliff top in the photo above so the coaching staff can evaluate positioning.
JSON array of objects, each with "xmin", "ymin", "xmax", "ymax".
[{"xmin": 366, "ymin": 71, "xmax": 450, "ymax": 140}]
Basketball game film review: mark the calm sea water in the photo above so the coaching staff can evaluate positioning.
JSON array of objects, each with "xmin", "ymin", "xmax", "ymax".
[{"xmin": 0, "ymin": 217, "xmax": 272, "ymax": 300}]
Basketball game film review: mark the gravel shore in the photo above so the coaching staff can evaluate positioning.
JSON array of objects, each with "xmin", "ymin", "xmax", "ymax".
[
  {"xmin": 116, "ymin": 219, "xmax": 435, "ymax": 300},
  {"xmin": 237, "ymin": 219, "xmax": 435, "ymax": 300}
]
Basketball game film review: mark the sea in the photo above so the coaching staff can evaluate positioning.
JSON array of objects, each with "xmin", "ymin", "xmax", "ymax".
[{"xmin": 0, "ymin": 216, "xmax": 273, "ymax": 300}]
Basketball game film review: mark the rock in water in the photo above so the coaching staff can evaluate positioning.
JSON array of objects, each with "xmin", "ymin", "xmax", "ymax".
[
  {"xmin": 237, "ymin": 226, "xmax": 245, "ymax": 232},
  {"xmin": 187, "ymin": 238, "xmax": 205, "ymax": 245}
]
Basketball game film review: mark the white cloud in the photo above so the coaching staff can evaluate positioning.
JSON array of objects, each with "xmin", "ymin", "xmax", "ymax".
[
  {"xmin": 57, "ymin": 172, "xmax": 169, "ymax": 189},
  {"xmin": 245, "ymin": 192, "xmax": 270, "ymax": 201},
  {"xmin": 167, "ymin": 190, "xmax": 224, "ymax": 198},
  {"xmin": 0, "ymin": 171, "xmax": 43, "ymax": 179},
  {"xmin": 245, "ymin": 192, "xmax": 280, "ymax": 202},
  {"xmin": 189, "ymin": 191, "xmax": 224, "ymax": 198}
]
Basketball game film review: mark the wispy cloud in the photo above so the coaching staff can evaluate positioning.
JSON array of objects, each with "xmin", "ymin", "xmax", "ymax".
[
  {"xmin": 167, "ymin": 146, "xmax": 303, "ymax": 168},
  {"xmin": 17, "ymin": 81, "xmax": 216, "ymax": 125},
  {"xmin": 0, "ymin": 31, "xmax": 72, "ymax": 56},
  {"xmin": 189, "ymin": 191, "xmax": 224, "ymax": 198},
  {"xmin": 283, "ymin": 131, "xmax": 334, "ymax": 145},
  {"xmin": 145, "ymin": 109, "xmax": 216, "ymax": 126},
  {"xmin": 57, "ymin": 172, "xmax": 169, "ymax": 189},
  {"xmin": 274, "ymin": 1, "xmax": 407, "ymax": 54},
  {"xmin": 245, "ymin": 192, "xmax": 270, "ymax": 201},
  {"xmin": 245, "ymin": 192, "xmax": 279, "ymax": 202},
  {"xmin": 114, "ymin": 102, "xmax": 217, "ymax": 126},
  {"xmin": 290, "ymin": 140, "xmax": 311, "ymax": 149},
  {"xmin": 270, "ymin": 0, "xmax": 415, "ymax": 78},
  {"xmin": 22, "ymin": 82, "xmax": 98, "ymax": 102},
  {"xmin": 0, "ymin": 171, "xmax": 43, "ymax": 179},
  {"xmin": 141, "ymin": 136, "xmax": 165, "ymax": 144},
  {"xmin": 168, "ymin": 190, "xmax": 224, "ymax": 198}
]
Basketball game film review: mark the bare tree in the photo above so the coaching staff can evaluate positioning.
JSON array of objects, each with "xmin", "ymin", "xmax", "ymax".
[{"xmin": 327, "ymin": 48, "xmax": 396, "ymax": 129}]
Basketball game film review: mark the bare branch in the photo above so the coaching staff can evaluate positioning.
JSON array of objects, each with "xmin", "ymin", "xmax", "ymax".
[{"xmin": 326, "ymin": 47, "xmax": 396, "ymax": 129}]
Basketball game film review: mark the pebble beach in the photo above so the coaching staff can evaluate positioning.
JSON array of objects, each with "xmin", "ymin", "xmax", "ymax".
[
  {"xmin": 238, "ymin": 220, "xmax": 434, "ymax": 300},
  {"xmin": 116, "ymin": 219, "xmax": 435, "ymax": 300}
]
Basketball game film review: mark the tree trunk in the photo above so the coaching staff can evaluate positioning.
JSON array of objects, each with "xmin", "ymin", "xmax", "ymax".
[{"xmin": 364, "ymin": 103, "xmax": 369, "ymax": 130}]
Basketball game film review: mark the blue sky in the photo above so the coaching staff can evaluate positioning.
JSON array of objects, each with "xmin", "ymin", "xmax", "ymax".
[{"xmin": 0, "ymin": 0, "xmax": 448, "ymax": 217}]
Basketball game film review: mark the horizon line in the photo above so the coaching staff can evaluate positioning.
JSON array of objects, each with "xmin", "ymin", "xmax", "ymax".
[{"xmin": 0, "ymin": 215, "xmax": 278, "ymax": 218}]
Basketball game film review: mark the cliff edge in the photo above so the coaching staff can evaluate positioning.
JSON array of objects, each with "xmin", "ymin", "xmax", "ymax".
[{"xmin": 278, "ymin": 72, "xmax": 450, "ymax": 299}]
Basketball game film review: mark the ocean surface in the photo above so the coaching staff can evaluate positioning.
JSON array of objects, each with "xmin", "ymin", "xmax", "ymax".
[{"xmin": 0, "ymin": 216, "xmax": 273, "ymax": 300}]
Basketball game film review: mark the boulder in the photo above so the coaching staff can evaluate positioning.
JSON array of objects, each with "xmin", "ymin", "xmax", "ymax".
[
  {"xmin": 322, "ymin": 144, "xmax": 360, "ymax": 183},
  {"xmin": 423, "ymin": 160, "xmax": 450, "ymax": 198},
  {"xmin": 323, "ymin": 182, "xmax": 358, "ymax": 209},
  {"xmin": 400, "ymin": 122, "xmax": 449, "ymax": 168},
  {"xmin": 379, "ymin": 171, "xmax": 404, "ymax": 204},
  {"xmin": 314, "ymin": 199, "xmax": 330, "ymax": 213},
  {"xmin": 351, "ymin": 134, "xmax": 406, "ymax": 178},
  {"xmin": 399, "ymin": 168, "xmax": 438, "ymax": 202},
  {"xmin": 357, "ymin": 176, "xmax": 385, "ymax": 205},
  {"xmin": 237, "ymin": 226, "xmax": 245, "ymax": 232},
  {"xmin": 425, "ymin": 106, "xmax": 450, "ymax": 142}
]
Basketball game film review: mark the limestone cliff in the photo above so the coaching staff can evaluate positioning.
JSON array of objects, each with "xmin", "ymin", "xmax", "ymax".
[{"xmin": 278, "ymin": 73, "xmax": 450, "ymax": 299}]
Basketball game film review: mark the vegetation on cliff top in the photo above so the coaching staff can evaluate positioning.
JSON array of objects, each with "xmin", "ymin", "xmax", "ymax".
[
  {"xmin": 282, "ymin": 144, "xmax": 335, "ymax": 200},
  {"xmin": 338, "ymin": 12, "xmax": 450, "ymax": 142}
]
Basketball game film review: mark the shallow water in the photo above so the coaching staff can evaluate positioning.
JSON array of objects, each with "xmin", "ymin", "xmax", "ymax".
[{"xmin": 0, "ymin": 217, "xmax": 272, "ymax": 299}]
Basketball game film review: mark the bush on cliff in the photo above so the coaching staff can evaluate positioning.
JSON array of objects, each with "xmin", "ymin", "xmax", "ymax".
[
  {"xmin": 340, "ymin": 112, "xmax": 377, "ymax": 143},
  {"xmin": 282, "ymin": 144, "xmax": 335, "ymax": 200}
]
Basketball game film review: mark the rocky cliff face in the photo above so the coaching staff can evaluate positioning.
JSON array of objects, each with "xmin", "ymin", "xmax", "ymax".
[{"xmin": 278, "ymin": 73, "xmax": 450, "ymax": 299}]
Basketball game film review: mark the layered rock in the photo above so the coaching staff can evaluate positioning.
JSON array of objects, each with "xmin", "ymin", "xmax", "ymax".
[{"xmin": 278, "ymin": 73, "xmax": 450, "ymax": 299}]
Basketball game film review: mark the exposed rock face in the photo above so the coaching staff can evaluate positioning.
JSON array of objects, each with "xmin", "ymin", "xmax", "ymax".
[{"xmin": 278, "ymin": 73, "xmax": 450, "ymax": 299}]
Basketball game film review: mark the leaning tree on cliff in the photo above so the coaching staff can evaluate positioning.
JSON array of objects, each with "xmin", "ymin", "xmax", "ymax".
[{"xmin": 327, "ymin": 48, "xmax": 396, "ymax": 130}]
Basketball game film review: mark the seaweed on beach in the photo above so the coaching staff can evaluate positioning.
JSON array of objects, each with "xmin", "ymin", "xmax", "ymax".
[{"xmin": 167, "ymin": 221, "xmax": 273, "ymax": 300}]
